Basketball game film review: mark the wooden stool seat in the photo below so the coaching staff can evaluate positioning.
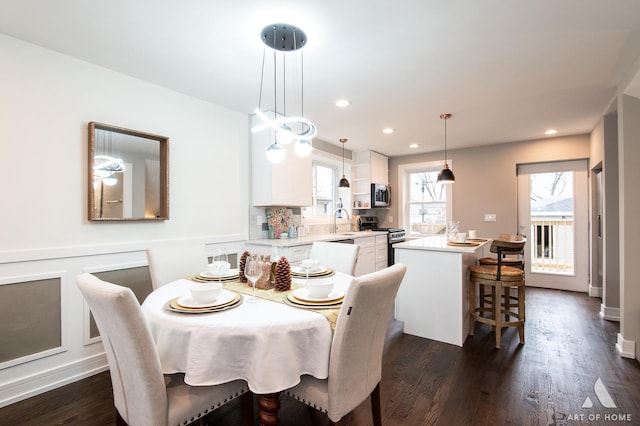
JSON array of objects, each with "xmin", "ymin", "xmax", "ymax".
[
  {"xmin": 469, "ymin": 236, "xmax": 526, "ymax": 349},
  {"xmin": 470, "ymin": 265, "xmax": 524, "ymax": 281}
]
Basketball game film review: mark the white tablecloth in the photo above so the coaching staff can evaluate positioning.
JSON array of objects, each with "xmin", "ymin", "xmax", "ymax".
[{"xmin": 141, "ymin": 274, "xmax": 350, "ymax": 394}]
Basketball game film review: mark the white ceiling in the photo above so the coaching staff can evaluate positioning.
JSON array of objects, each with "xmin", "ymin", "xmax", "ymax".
[{"xmin": 2, "ymin": 0, "xmax": 640, "ymax": 156}]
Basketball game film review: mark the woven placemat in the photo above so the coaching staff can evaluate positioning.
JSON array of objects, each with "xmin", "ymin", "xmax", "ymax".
[
  {"xmin": 217, "ymin": 279, "xmax": 341, "ymax": 331},
  {"xmin": 447, "ymin": 241, "xmax": 480, "ymax": 247}
]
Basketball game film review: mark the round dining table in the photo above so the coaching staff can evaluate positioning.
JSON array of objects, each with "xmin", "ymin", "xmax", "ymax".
[{"xmin": 141, "ymin": 272, "xmax": 352, "ymax": 425}]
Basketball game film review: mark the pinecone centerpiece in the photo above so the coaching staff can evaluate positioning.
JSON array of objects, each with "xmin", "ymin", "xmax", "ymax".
[
  {"xmin": 275, "ymin": 257, "xmax": 292, "ymax": 291},
  {"xmin": 239, "ymin": 251, "xmax": 250, "ymax": 282}
]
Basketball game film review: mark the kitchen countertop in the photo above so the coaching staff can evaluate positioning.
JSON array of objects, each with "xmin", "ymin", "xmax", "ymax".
[
  {"xmin": 247, "ymin": 230, "xmax": 388, "ymax": 247},
  {"xmin": 393, "ymin": 235, "xmax": 490, "ymax": 253}
]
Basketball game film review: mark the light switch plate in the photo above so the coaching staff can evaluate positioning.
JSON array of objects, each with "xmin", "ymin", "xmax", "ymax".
[
  {"xmin": 256, "ymin": 216, "xmax": 263, "ymax": 226},
  {"xmin": 484, "ymin": 214, "xmax": 497, "ymax": 222}
]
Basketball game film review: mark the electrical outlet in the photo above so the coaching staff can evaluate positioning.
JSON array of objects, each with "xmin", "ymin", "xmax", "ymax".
[
  {"xmin": 256, "ymin": 216, "xmax": 262, "ymax": 226},
  {"xmin": 484, "ymin": 214, "xmax": 497, "ymax": 222},
  {"xmin": 388, "ymin": 216, "xmax": 393, "ymax": 223}
]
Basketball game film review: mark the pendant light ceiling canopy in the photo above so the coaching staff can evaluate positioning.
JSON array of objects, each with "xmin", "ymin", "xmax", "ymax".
[
  {"xmin": 437, "ymin": 113, "xmax": 455, "ymax": 184},
  {"xmin": 338, "ymin": 138, "xmax": 350, "ymax": 188},
  {"xmin": 253, "ymin": 24, "xmax": 317, "ymax": 163}
]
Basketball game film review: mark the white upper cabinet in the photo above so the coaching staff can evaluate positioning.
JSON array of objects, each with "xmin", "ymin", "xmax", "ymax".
[
  {"xmin": 370, "ymin": 150, "xmax": 389, "ymax": 185},
  {"xmin": 250, "ymin": 115, "xmax": 312, "ymax": 207}
]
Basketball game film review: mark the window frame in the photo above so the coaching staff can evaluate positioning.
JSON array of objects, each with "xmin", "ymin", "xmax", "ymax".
[{"xmin": 398, "ymin": 160, "xmax": 453, "ymax": 237}]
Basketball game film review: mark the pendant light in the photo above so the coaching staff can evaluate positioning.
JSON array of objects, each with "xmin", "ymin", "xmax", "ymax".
[
  {"xmin": 338, "ymin": 138, "xmax": 350, "ymax": 188},
  {"xmin": 253, "ymin": 24, "xmax": 317, "ymax": 163},
  {"xmin": 437, "ymin": 113, "xmax": 455, "ymax": 184}
]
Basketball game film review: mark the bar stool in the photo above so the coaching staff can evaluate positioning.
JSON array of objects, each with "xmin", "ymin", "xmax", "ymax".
[
  {"xmin": 469, "ymin": 237, "xmax": 526, "ymax": 348},
  {"xmin": 477, "ymin": 234, "xmax": 525, "ymax": 311}
]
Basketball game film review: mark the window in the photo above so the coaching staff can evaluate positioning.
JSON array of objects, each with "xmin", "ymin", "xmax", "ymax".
[
  {"xmin": 399, "ymin": 161, "xmax": 452, "ymax": 236},
  {"xmin": 303, "ymin": 161, "xmax": 350, "ymax": 218}
]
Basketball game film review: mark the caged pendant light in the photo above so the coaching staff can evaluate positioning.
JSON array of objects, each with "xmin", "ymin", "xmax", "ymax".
[
  {"xmin": 437, "ymin": 113, "xmax": 455, "ymax": 184},
  {"xmin": 338, "ymin": 138, "xmax": 350, "ymax": 188},
  {"xmin": 253, "ymin": 24, "xmax": 317, "ymax": 163}
]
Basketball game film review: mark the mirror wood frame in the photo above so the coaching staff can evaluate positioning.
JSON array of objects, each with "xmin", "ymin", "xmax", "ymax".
[{"xmin": 88, "ymin": 122, "xmax": 169, "ymax": 221}]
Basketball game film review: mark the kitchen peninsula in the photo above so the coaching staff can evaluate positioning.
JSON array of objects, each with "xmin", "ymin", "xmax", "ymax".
[{"xmin": 393, "ymin": 236, "xmax": 491, "ymax": 347}]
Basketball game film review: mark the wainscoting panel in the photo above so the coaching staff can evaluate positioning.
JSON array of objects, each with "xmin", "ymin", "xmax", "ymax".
[{"xmin": 0, "ymin": 277, "xmax": 62, "ymax": 365}]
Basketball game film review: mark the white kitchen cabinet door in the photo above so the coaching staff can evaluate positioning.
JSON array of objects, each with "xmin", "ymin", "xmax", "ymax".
[
  {"xmin": 375, "ymin": 234, "xmax": 388, "ymax": 271},
  {"xmin": 370, "ymin": 151, "xmax": 389, "ymax": 185},
  {"xmin": 354, "ymin": 236, "xmax": 376, "ymax": 276},
  {"xmin": 250, "ymin": 115, "xmax": 312, "ymax": 207}
]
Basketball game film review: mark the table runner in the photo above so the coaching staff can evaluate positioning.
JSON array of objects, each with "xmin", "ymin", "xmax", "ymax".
[{"xmin": 190, "ymin": 277, "xmax": 342, "ymax": 330}]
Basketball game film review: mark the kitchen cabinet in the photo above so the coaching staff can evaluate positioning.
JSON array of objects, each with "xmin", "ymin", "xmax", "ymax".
[
  {"xmin": 354, "ymin": 236, "xmax": 376, "ymax": 276},
  {"xmin": 352, "ymin": 150, "xmax": 388, "ymax": 209},
  {"xmin": 375, "ymin": 234, "xmax": 388, "ymax": 271},
  {"xmin": 250, "ymin": 115, "xmax": 312, "ymax": 207},
  {"xmin": 245, "ymin": 242, "xmax": 312, "ymax": 266}
]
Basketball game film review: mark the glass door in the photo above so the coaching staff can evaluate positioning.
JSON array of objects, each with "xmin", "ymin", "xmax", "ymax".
[{"xmin": 517, "ymin": 160, "xmax": 589, "ymax": 292}]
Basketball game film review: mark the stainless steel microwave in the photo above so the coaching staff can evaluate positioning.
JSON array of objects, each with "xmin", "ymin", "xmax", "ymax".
[{"xmin": 371, "ymin": 183, "xmax": 390, "ymax": 207}]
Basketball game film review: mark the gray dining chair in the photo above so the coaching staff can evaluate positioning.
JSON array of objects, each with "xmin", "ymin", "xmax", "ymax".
[
  {"xmin": 285, "ymin": 263, "xmax": 407, "ymax": 425},
  {"xmin": 310, "ymin": 241, "xmax": 360, "ymax": 275},
  {"xmin": 147, "ymin": 244, "xmax": 209, "ymax": 290},
  {"xmin": 75, "ymin": 273, "xmax": 253, "ymax": 426}
]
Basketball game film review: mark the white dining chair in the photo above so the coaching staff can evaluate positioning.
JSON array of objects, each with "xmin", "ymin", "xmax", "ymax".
[
  {"xmin": 147, "ymin": 244, "xmax": 209, "ymax": 290},
  {"xmin": 285, "ymin": 263, "xmax": 407, "ymax": 425},
  {"xmin": 75, "ymin": 273, "xmax": 253, "ymax": 426},
  {"xmin": 310, "ymin": 241, "xmax": 360, "ymax": 275}
]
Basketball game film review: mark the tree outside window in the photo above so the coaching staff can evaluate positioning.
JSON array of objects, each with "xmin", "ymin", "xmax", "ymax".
[{"xmin": 408, "ymin": 170, "xmax": 447, "ymax": 235}]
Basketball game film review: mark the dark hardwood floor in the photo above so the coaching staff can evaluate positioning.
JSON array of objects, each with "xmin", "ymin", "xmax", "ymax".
[{"xmin": 2, "ymin": 288, "xmax": 639, "ymax": 426}]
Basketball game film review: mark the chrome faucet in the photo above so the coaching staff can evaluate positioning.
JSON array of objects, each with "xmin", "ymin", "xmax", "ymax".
[{"xmin": 332, "ymin": 208, "xmax": 351, "ymax": 233}]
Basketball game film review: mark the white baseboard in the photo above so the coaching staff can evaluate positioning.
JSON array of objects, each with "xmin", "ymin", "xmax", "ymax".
[
  {"xmin": 589, "ymin": 285, "xmax": 603, "ymax": 298},
  {"xmin": 0, "ymin": 353, "xmax": 108, "ymax": 408},
  {"xmin": 599, "ymin": 304, "xmax": 620, "ymax": 321},
  {"xmin": 616, "ymin": 333, "xmax": 636, "ymax": 359}
]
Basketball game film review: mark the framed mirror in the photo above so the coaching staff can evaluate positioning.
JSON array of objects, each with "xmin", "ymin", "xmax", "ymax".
[{"xmin": 88, "ymin": 122, "xmax": 169, "ymax": 221}]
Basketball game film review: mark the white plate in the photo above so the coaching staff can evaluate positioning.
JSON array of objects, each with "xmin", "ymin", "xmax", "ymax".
[
  {"xmin": 293, "ymin": 288, "xmax": 345, "ymax": 303},
  {"xmin": 291, "ymin": 265, "xmax": 328, "ymax": 275},
  {"xmin": 177, "ymin": 289, "xmax": 236, "ymax": 308},
  {"xmin": 199, "ymin": 268, "xmax": 239, "ymax": 279}
]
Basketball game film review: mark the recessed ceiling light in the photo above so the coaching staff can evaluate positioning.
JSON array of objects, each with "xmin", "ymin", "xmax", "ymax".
[
  {"xmin": 382, "ymin": 128, "xmax": 395, "ymax": 134},
  {"xmin": 335, "ymin": 99, "xmax": 351, "ymax": 108},
  {"xmin": 409, "ymin": 143, "xmax": 419, "ymax": 149},
  {"xmin": 545, "ymin": 129, "xmax": 558, "ymax": 135}
]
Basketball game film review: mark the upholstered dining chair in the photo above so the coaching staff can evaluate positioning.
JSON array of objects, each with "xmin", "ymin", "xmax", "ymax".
[
  {"xmin": 75, "ymin": 273, "xmax": 253, "ymax": 426},
  {"xmin": 285, "ymin": 263, "xmax": 407, "ymax": 425},
  {"xmin": 147, "ymin": 244, "xmax": 209, "ymax": 290},
  {"xmin": 310, "ymin": 241, "xmax": 360, "ymax": 275}
]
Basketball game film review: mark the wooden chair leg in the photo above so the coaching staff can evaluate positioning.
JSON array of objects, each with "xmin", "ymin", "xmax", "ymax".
[
  {"xmin": 116, "ymin": 410, "xmax": 127, "ymax": 426},
  {"xmin": 518, "ymin": 285, "xmax": 525, "ymax": 344},
  {"xmin": 371, "ymin": 382, "xmax": 382, "ymax": 426},
  {"xmin": 495, "ymin": 283, "xmax": 503, "ymax": 349},
  {"xmin": 241, "ymin": 391, "xmax": 254, "ymax": 426},
  {"xmin": 469, "ymin": 279, "xmax": 476, "ymax": 336}
]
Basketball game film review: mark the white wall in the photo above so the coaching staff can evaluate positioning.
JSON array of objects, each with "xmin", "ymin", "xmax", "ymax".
[
  {"xmin": 617, "ymin": 94, "xmax": 640, "ymax": 359},
  {"xmin": 0, "ymin": 34, "xmax": 249, "ymax": 406}
]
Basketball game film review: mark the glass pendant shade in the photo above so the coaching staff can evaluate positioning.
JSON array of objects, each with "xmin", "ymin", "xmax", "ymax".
[
  {"xmin": 102, "ymin": 175, "xmax": 118, "ymax": 186},
  {"xmin": 294, "ymin": 139, "xmax": 312, "ymax": 157},
  {"xmin": 266, "ymin": 142, "xmax": 285, "ymax": 163}
]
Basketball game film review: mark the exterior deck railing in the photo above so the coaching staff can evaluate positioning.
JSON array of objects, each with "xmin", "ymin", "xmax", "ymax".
[{"xmin": 530, "ymin": 218, "xmax": 574, "ymax": 274}]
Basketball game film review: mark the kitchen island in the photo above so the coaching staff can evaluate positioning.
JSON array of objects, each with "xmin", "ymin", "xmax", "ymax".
[{"xmin": 393, "ymin": 236, "xmax": 491, "ymax": 347}]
